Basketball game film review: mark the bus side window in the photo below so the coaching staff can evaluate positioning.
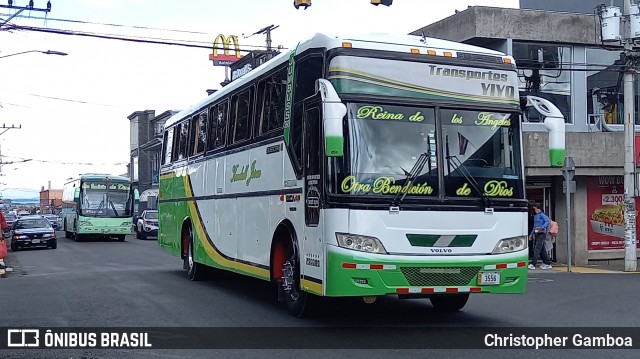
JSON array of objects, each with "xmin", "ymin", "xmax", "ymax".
[
  {"xmin": 231, "ymin": 88, "xmax": 254, "ymax": 144},
  {"xmin": 216, "ymin": 102, "xmax": 228, "ymax": 149},
  {"xmin": 207, "ymin": 105, "xmax": 218, "ymax": 151},
  {"xmin": 190, "ymin": 112, "xmax": 207, "ymax": 156},
  {"xmin": 171, "ymin": 123, "xmax": 181, "ymax": 162},
  {"xmin": 258, "ymin": 68, "xmax": 287, "ymax": 136},
  {"xmin": 291, "ymin": 54, "xmax": 324, "ymax": 172},
  {"xmin": 174, "ymin": 120, "xmax": 189, "ymax": 161},
  {"xmin": 162, "ymin": 127, "xmax": 174, "ymax": 165}
]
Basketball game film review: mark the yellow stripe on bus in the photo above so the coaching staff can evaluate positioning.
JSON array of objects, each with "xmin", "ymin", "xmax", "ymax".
[
  {"xmin": 182, "ymin": 175, "xmax": 270, "ymax": 280},
  {"xmin": 301, "ymin": 278, "xmax": 323, "ymax": 295}
]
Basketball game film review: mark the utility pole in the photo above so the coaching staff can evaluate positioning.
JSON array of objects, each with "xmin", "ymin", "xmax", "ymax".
[
  {"xmin": 0, "ymin": 1, "xmax": 52, "ymax": 29},
  {"xmin": 622, "ymin": 0, "xmax": 638, "ymax": 272},
  {"xmin": 598, "ymin": 1, "xmax": 638, "ymax": 271},
  {"xmin": 244, "ymin": 25, "xmax": 280, "ymax": 51}
]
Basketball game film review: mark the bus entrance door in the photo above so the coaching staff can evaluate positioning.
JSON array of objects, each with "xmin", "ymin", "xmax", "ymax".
[{"xmin": 301, "ymin": 97, "xmax": 324, "ymax": 294}]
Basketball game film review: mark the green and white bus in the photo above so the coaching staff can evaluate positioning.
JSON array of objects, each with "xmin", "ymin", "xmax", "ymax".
[
  {"xmin": 61, "ymin": 173, "xmax": 137, "ymax": 241},
  {"xmin": 158, "ymin": 33, "xmax": 564, "ymax": 317}
]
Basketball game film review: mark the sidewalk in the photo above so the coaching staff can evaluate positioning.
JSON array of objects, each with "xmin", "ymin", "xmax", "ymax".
[{"xmin": 549, "ymin": 262, "xmax": 640, "ymax": 274}]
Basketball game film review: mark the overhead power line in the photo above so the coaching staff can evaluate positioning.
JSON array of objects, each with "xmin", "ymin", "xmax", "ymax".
[
  {"xmin": 4, "ymin": 24, "xmax": 282, "ymax": 52},
  {"xmin": 0, "ymin": 12, "xmax": 212, "ymax": 35},
  {"xmin": 1, "ymin": 155, "xmax": 127, "ymax": 166}
]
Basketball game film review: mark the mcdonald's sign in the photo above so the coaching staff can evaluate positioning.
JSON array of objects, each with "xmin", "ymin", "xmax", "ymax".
[{"xmin": 209, "ymin": 34, "xmax": 243, "ymax": 66}]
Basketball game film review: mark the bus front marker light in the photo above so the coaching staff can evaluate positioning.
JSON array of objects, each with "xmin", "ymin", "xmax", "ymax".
[
  {"xmin": 491, "ymin": 236, "xmax": 527, "ymax": 254},
  {"xmin": 336, "ymin": 233, "xmax": 387, "ymax": 254}
]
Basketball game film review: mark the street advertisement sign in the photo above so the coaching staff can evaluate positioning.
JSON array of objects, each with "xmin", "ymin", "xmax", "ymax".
[
  {"xmin": 209, "ymin": 34, "xmax": 242, "ymax": 66},
  {"xmin": 587, "ymin": 176, "xmax": 640, "ymax": 250}
]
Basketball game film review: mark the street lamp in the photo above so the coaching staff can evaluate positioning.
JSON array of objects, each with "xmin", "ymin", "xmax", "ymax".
[{"xmin": 0, "ymin": 50, "xmax": 68, "ymax": 59}]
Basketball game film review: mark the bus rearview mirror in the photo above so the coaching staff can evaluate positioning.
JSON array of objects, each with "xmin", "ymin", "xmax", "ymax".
[
  {"xmin": 73, "ymin": 188, "xmax": 80, "ymax": 202},
  {"xmin": 316, "ymin": 79, "xmax": 346, "ymax": 157}
]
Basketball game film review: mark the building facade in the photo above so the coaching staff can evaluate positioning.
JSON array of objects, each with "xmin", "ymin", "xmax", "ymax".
[
  {"xmin": 39, "ymin": 187, "xmax": 63, "ymax": 214},
  {"xmin": 414, "ymin": 6, "xmax": 640, "ymax": 266},
  {"xmin": 128, "ymin": 110, "xmax": 177, "ymax": 213}
]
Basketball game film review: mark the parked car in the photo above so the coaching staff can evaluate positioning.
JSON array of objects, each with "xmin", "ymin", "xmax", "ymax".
[
  {"xmin": 11, "ymin": 215, "xmax": 57, "ymax": 251},
  {"xmin": 4, "ymin": 212, "xmax": 17, "ymax": 228},
  {"xmin": 135, "ymin": 210, "xmax": 158, "ymax": 240},
  {"xmin": 43, "ymin": 214, "xmax": 59, "ymax": 230}
]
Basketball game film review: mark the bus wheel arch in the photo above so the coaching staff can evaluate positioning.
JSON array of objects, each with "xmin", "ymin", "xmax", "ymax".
[
  {"xmin": 270, "ymin": 220, "xmax": 296, "ymax": 283},
  {"xmin": 180, "ymin": 218, "xmax": 192, "ymax": 260},
  {"xmin": 181, "ymin": 218, "xmax": 206, "ymax": 281},
  {"xmin": 271, "ymin": 220, "xmax": 313, "ymax": 317}
]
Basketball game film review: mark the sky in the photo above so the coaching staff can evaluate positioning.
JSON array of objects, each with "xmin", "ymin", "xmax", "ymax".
[{"xmin": 0, "ymin": 0, "xmax": 518, "ymax": 199}]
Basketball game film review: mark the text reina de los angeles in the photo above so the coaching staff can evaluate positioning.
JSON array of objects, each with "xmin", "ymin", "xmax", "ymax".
[{"xmin": 40, "ymin": 331, "xmax": 151, "ymax": 348}]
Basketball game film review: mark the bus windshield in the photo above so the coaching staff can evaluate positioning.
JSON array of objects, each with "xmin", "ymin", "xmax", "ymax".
[
  {"xmin": 441, "ymin": 109, "xmax": 523, "ymax": 199},
  {"xmin": 80, "ymin": 182, "xmax": 132, "ymax": 218},
  {"xmin": 329, "ymin": 103, "xmax": 524, "ymax": 200},
  {"xmin": 330, "ymin": 103, "xmax": 439, "ymax": 197}
]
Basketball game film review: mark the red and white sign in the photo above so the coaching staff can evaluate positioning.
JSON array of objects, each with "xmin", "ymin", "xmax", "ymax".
[{"xmin": 587, "ymin": 176, "xmax": 640, "ymax": 250}]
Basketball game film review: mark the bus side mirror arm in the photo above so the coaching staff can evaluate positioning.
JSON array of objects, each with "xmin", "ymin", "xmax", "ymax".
[
  {"xmin": 316, "ymin": 79, "xmax": 346, "ymax": 157},
  {"xmin": 523, "ymin": 96, "xmax": 566, "ymax": 168}
]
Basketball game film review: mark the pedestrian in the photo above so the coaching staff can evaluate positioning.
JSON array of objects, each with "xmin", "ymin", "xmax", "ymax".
[
  {"xmin": 528, "ymin": 204, "xmax": 553, "ymax": 270},
  {"xmin": 0, "ymin": 211, "xmax": 8, "ymax": 264},
  {"xmin": 547, "ymin": 219, "xmax": 559, "ymax": 262}
]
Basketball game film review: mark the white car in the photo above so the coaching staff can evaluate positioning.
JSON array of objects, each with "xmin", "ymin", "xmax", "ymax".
[{"xmin": 135, "ymin": 210, "xmax": 158, "ymax": 240}]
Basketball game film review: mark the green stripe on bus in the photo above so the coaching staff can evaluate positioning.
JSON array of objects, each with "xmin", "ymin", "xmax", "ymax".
[
  {"xmin": 406, "ymin": 234, "xmax": 440, "ymax": 247},
  {"xmin": 448, "ymin": 235, "xmax": 478, "ymax": 247}
]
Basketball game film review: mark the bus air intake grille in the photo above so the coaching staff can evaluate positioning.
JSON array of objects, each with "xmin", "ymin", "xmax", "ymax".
[{"xmin": 400, "ymin": 266, "xmax": 481, "ymax": 287}]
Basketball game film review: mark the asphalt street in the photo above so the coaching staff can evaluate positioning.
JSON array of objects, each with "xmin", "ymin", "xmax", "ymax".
[{"xmin": 0, "ymin": 232, "xmax": 638, "ymax": 359}]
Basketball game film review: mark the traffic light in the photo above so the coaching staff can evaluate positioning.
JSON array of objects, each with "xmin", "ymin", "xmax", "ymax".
[
  {"xmin": 371, "ymin": 0, "xmax": 393, "ymax": 6},
  {"xmin": 294, "ymin": 0, "xmax": 311, "ymax": 9}
]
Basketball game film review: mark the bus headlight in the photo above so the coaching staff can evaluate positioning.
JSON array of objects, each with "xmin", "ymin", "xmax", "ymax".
[
  {"xmin": 336, "ymin": 233, "xmax": 387, "ymax": 254},
  {"xmin": 492, "ymin": 236, "xmax": 528, "ymax": 254},
  {"xmin": 79, "ymin": 221, "xmax": 92, "ymax": 226}
]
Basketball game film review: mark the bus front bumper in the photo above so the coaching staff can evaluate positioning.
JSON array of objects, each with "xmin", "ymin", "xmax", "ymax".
[
  {"xmin": 324, "ymin": 246, "xmax": 528, "ymax": 297},
  {"xmin": 78, "ymin": 226, "xmax": 132, "ymax": 235}
]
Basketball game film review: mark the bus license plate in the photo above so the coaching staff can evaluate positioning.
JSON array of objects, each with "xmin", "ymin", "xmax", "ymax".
[{"xmin": 478, "ymin": 272, "xmax": 500, "ymax": 285}]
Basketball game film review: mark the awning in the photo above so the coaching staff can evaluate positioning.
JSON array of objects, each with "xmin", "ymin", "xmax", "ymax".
[{"xmin": 140, "ymin": 188, "xmax": 159, "ymax": 202}]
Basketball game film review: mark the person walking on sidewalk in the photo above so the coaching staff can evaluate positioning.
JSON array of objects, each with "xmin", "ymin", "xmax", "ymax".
[{"xmin": 528, "ymin": 204, "xmax": 553, "ymax": 270}]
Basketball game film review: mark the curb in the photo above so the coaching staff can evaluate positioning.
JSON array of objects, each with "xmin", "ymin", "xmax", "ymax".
[{"xmin": 550, "ymin": 264, "xmax": 640, "ymax": 274}]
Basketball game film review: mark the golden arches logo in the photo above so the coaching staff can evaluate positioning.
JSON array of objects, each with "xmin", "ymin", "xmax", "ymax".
[{"xmin": 209, "ymin": 34, "xmax": 243, "ymax": 66}]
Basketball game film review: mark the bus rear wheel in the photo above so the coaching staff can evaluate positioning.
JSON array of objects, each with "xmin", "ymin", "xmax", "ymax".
[
  {"xmin": 185, "ymin": 228, "xmax": 206, "ymax": 281},
  {"xmin": 429, "ymin": 294, "xmax": 469, "ymax": 312}
]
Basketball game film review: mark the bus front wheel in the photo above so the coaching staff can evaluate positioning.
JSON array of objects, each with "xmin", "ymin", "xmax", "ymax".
[
  {"xmin": 282, "ymin": 245, "xmax": 314, "ymax": 318},
  {"xmin": 429, "ymin": 294, "xmax": 469, "ymax": 312}
]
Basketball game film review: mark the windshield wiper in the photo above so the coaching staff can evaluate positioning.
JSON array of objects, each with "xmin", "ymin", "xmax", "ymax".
[
  {"xmin": 446, "ymin": 155, "xmax": 492, "ymax": 209},
  {"xmin": 109, "ymin": 201, "xmax": 119, "ymax": 217},
  {"xmin": 390, "ymin": 152, "xmax": 429, "ymax": 208}
]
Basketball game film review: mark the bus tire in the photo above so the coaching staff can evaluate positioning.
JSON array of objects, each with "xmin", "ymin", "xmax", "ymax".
[
  {"xmin": 282, "ymin": 242, "xmax": 314, "ymax": 318},
  {"xmin": 116, "ymin": 235, "xmax": 126, "ymax": 242},
  {"xmin": 429, "ymin": 294, "xmax": 469, "ymax": 312},
  {"xmin": 185, "ymin": 227, "xmax": 206, "ymax": 281},
  {"xmin": 64, "ymin": 223, "xmax": 71, "ymax": 239}
]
